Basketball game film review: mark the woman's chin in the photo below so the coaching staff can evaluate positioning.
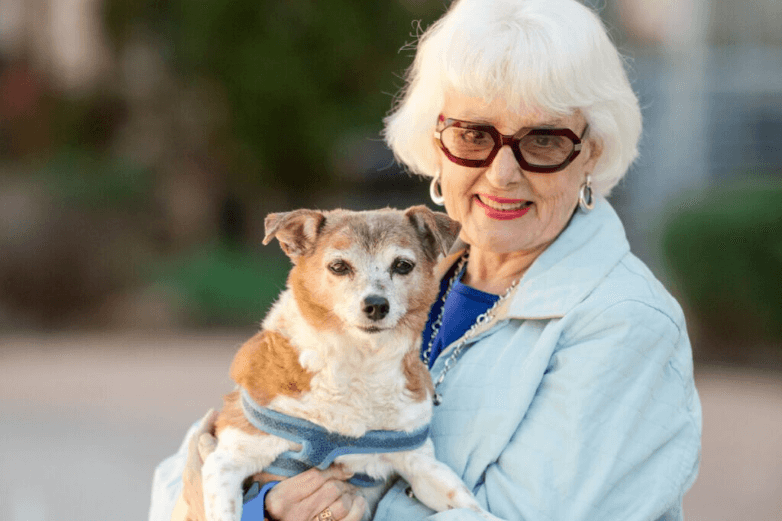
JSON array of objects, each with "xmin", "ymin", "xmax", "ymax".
[{"xmin": 462, "ymin": 228, "xmax": 534, "ymax": 255}]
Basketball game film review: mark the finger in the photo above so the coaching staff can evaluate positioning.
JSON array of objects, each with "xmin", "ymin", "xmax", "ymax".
[
  {"xmin": 197, "ymin": 408, "xmax": 219, "ymax": 434},
  {"xmin": 279, "ymin": 468, "xmax": 329, "ymax": 501},
  {"xmin": 184, "ymin": 437, "xmax": 203, "ymax": 484},
  {"xmin": 265, "ymin": 469, "xmax": 324, "ymax": 517},
  {"xmin": 318, "ymin": 497, "xmax": 349, "ymax": 520},
  {"xmin": 279, "ymin": 467, "xmax": 350, "ymax": 501},
  {"xmin": 197, "ymin": 431, "xmax": 217, "ymax": 461},
  {"xmin": 301, "ymin": 479, "xmax": 357, "ymax": 519},
  {"xmin": 183, "ymin": 410, "xmax": 219, "ymax": 488},
  {"xmin": 250, "ymin": 464, "xmax": 353, "ymax": 492},
  {"xmin": 170, "ymin": 494, "xmax": 189, "ymax": 521},
  {"xmin": 342, "ymin": 495, "xmax": 367, "ymax": 521},
  {"xmin": 249, "ymin": 470, "xmax": 283, "ymax": 484},
  {"xmin": 267, "ymin": 475, "xmax": 349, "ymax": 520},
  {"xmin": 186, "ymin": 409, "xmax": 217, "ymax": 461},
  {"xmin": 316, "ymin": 491, "xmax": 361, "ymax": 521},
  {"xmin": 321, "ymin": 463, "xmax": 354, "ymax": 481}
]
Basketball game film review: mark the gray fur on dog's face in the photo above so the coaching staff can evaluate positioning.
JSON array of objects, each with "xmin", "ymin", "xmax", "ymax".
[{"xmin": 263, "ymin": 206, "xmax": 459, "ymax": 336}]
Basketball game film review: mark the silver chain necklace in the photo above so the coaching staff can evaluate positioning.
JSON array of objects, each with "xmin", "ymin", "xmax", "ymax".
[{"xmin": 424, "ymin": 252, "xmax": 522, "ymax": 405}]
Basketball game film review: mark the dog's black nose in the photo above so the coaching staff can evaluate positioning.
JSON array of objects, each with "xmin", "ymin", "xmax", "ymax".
[{"xmin": 362, "ymin": 295, "xmax": 390, "ymax": 321}]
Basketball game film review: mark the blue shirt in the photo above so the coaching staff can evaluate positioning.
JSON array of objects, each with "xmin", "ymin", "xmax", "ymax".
[{"xmin": 422, "ymin": 261, "xmax": 499, "ymax": 369}]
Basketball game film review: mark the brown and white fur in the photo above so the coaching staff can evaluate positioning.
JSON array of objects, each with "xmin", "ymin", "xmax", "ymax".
[{"xmin": 202, "ymin": 206, "xmax": 500, "ymax": 521}]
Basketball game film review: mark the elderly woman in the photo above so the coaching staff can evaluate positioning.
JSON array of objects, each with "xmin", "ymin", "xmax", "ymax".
[{"xmin": 151, "ymin": 0, "xmax": 701, "ymax": 520}]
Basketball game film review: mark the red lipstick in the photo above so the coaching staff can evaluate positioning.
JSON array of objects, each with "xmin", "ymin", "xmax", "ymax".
[{"xmin": 474, "ymin": 194, "xmax": 532, "ymax": 220}]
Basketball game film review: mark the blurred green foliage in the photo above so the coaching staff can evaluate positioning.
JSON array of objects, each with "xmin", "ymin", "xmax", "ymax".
[
  {"xmin": 662, "ymin": 183, "xmax": 782, "ymax": 343},
  {"xmin": 150, "ymin": 241, "xmax": 292, "ymax": 326},
  {"xmin": 104, "ymin": 0, "xmax": 442, "ymax": 195},
  {"xmin": 38, "ymin": 149, "xmax": 153, "ymax": 210}
]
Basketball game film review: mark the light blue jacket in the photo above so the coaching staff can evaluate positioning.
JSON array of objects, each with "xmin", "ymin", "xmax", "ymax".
[{"xmin": 374, "ymin": 197, "xmax": 701, "ymax": 521}]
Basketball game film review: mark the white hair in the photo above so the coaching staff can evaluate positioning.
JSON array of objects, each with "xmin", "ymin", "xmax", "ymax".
[{"xmin": 383, "ymin": 0, "xmax": 642, "ymax": 196}]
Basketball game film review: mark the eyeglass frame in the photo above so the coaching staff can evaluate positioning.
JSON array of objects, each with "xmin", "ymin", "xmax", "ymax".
[{"xmin": 434, "ymin": 115, "xmax": 589, "ymax": 174}]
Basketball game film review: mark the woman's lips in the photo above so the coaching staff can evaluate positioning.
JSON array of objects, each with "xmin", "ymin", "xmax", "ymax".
[
  {"xmin": 474, "ymin": 194, "xmax": 532, "ymax": 220},
  {"xmin": 479, "ymin": 194, "xmax": 527, "ymax": 205}
]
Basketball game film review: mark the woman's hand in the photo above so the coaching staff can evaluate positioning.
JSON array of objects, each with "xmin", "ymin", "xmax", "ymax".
[
  {"xmin": 172, "ymin": 408, "xmax": 219, "ymax": 521},
  {"xmin": 265, "ymin": 466, "xmax": 367, "ymax": 521},
  {"xmin": 172, "ymin": 408, "xmax": 365, "ymax": 521}
]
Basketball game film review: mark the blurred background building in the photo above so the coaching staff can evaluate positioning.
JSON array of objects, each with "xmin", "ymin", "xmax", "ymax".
[{"xmin": 0, "ymin": 0, "xmax": 780, "ymax": 520}]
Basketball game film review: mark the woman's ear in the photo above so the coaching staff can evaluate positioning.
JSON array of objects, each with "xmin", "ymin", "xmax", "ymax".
[{"xmin": 584, "ymin": 135, "xmax": 603, "ymax": 170}]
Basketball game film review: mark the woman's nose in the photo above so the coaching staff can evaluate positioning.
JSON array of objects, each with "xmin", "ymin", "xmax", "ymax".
[{"xmin": 485, "ymin": 145, "xmax": 523, "ymax": 187}]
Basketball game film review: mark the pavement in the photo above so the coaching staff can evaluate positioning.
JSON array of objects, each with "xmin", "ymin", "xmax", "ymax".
[{"xmin": 1, "ymin": 332, "xmax": 780, "ymax": 521}]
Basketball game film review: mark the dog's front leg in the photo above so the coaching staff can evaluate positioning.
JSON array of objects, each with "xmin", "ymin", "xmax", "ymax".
[
  {"xmin": 384, "ymin": 441, "xmax": 503, "ymax": 521},
  {"xmin": 202, "ymin": 447, "xmax": 250, "ymax": 521},
  {"xmin": 202, "ymin": 431, "xmax": 293, "ymax": 521}
]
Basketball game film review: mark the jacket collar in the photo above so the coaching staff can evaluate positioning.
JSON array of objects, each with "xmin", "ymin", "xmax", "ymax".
[{"xmin": 438, "ymin": 196, "xmax": 630, "ymax": 320}]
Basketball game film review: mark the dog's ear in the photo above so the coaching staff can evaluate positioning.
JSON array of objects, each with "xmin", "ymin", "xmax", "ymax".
[
  {"xmin": 405, "ymin": 205, "xmax": 461, "ymax": 261},
  {"xmin": 263, "ymin": 209, "xmax": 326, "ymax": 259}
]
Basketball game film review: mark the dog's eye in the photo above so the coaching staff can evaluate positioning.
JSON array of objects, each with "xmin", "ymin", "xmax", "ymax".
[
  {"xmin": 392, "ymin": 258, "xmax": 415, "ymax": 275},
  {"xmin": 328, "ymin": 260, "xmax": 352, "ymax": 276}
]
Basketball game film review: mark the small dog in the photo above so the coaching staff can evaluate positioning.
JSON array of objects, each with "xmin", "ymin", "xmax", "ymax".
[{"xmin": 201, "ymin": 206, "xmax": 500, "ymax": 521}]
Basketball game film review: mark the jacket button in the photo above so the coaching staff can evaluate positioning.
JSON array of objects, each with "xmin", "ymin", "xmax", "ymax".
[{"xmin": 405, "ymin": 486, "xmax": 415, "ymax": 499}]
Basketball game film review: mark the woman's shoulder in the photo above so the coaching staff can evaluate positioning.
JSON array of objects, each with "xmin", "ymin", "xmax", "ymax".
[
  {"xmin": 563, "ymin": 251, "xmax": 688, "ymax": 343},
  {"xmin": 553, "ymin": 252, "xmax": 698, "ymax": 412}
]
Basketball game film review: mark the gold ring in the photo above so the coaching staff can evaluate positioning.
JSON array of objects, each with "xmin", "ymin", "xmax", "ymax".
[{"xmin": 317, "ymin": 507, "xmax": 334, "ymax": 520}]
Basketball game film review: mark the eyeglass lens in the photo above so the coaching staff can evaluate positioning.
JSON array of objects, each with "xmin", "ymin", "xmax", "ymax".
[{"xmin": 440, "ymin": 126, "xmax": 575, "ymax": 167}]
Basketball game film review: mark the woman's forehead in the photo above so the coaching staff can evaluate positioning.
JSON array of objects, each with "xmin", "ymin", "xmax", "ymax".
[{"xmin": 442, "ymin": 89, "xmax": 582, "ymax": 129}]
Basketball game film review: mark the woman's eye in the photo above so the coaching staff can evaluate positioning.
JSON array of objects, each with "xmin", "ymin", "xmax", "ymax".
[
  {"xmin": 392, "ymin": 259, "xmax": 415, "ymax": 275},
  {"xmin": 458, "ymin": 129, "xmax": 491, "ymax": 145},
  {"xmin": 328, "ymin": 261, "xmax": 351, "ymax": 275},
  {"xmin": 531, "ymin": 135, "xmax": 565, "ymax": 148}
]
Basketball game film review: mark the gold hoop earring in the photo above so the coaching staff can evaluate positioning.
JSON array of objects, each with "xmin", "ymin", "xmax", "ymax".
[
  {"xmin": 578, "ymin": 175, "xmax": 594, "ymax": 212},
  {"xmin": 430, "ymin": 170, "xmax": 445, "ymax": 206}
]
